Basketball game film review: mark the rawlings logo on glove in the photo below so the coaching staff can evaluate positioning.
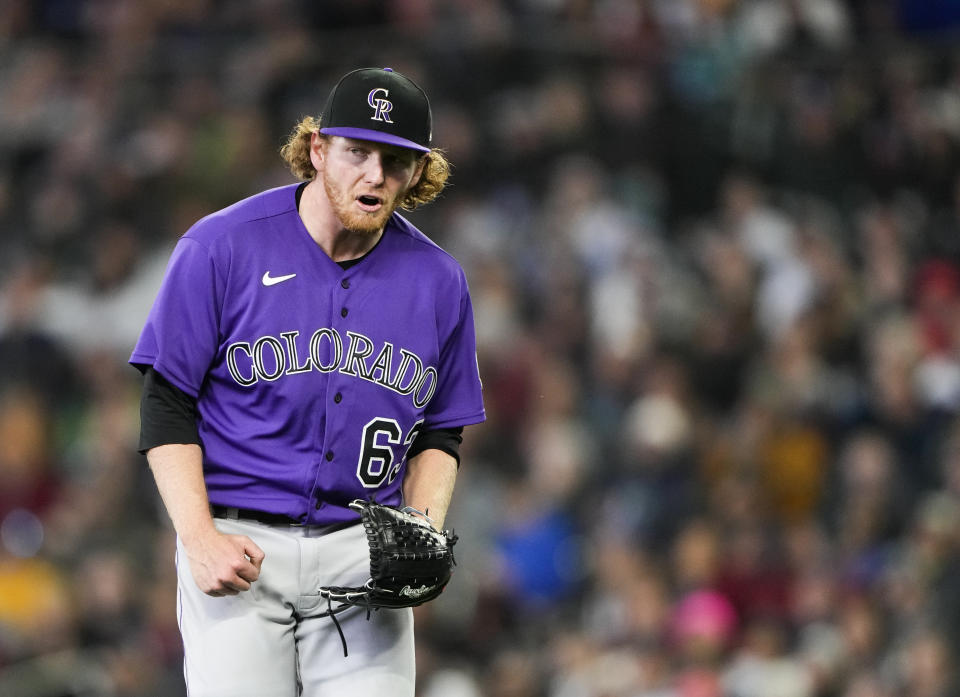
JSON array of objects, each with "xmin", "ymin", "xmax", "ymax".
[{"xmin": 400, "ymin": 584, "xmax": 435, "ymax": 598}]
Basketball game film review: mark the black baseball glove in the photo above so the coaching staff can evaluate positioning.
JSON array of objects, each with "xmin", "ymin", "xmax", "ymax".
[{"xmin": 319, "ymin": 499, "xmax": 458, "ymax": 653}]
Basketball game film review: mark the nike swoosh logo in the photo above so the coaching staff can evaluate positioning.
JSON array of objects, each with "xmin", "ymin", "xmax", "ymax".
[{"xmin": 262, "ymin": 271, "xmax": 297, "ymax": 286}]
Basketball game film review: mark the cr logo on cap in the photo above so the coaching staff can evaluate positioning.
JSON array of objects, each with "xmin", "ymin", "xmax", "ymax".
[{"xmin": 367, "ymin": 88, "xmax": 393, "ymax": 123}]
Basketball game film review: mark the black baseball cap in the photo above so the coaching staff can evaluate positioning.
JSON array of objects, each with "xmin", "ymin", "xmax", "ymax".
[{"xmin": 319, "ymin": 67, "xmax": 432, "ymax": 153}]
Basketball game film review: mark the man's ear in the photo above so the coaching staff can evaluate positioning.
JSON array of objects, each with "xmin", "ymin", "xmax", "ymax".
[
  {"xmin": 309, "ymin": 132, "xmax": 325, "ymax": 172},
  {"xmin": 409, "ymin": 153, "xmax": 428, "ymax": 189}
]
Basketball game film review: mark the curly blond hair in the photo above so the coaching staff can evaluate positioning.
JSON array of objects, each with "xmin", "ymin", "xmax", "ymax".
[{"xmin": 279, "ymin": 116, "xmax": 450, "ymax": 210}]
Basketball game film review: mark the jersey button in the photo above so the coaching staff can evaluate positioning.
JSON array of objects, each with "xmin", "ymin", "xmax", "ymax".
[
  {"xmin": 334, "ymin": 392, "xmax": 342, "ymax": 403},
  {"xmin": 341, "ymin": 279, "xmax": 350, "ymax": 289},
  {"xmin": 341, "ymin": 307, "xmax": 348, "ymax": 317},
  {"xmin": 325, "ymin": 450, "xmax": 334, "ymax": 461}
]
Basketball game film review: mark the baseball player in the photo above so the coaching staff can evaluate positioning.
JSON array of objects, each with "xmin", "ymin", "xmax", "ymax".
[{"xmin": 130, "ymin": 67, "xmax": 485, "ymax": 696}]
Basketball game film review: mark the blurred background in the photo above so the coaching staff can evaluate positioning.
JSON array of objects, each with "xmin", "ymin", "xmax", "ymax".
[{"xmin": 2, "ymin": 1, "xmax": 960, "ymax": 695}]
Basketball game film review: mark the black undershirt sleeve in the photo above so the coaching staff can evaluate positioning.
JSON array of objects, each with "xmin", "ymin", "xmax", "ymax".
[
  {"xmin": 138, "ymin": 366, "xmax": 200, "ymax": 454},
  {"xmin": 407, "ymin": 427, "xmax": 464, "ymax": 467}
]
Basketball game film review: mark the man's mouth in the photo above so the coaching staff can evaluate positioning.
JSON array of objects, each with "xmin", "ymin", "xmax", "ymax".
[{"xmin": 356, "ymin": 194, "xmax": 383, "ymax": 211}]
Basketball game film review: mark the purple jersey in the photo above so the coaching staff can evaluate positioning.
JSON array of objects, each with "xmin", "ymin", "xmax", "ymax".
[{"xmin": 131, "ymin": 184, "xmax": 485, "ymax": 525}]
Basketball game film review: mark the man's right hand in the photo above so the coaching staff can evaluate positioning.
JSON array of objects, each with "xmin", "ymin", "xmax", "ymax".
[
  {"xmin": 145, "ymin": 444, "xmax": 266, "ymax": 596},
  {"xmin": 184, "ymin": 529, "xmax": 265, "ymax": 596}
]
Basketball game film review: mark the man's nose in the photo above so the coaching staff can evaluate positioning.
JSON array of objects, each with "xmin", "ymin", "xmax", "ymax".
[{"xmin": 362, "ymin": 153, "xmax": 385, "ymax": 184}]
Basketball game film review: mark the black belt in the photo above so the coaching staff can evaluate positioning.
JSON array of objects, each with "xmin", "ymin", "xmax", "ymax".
[{"xmin": 211, "ymin": 505, "xmax": 303, "ymax": 526}]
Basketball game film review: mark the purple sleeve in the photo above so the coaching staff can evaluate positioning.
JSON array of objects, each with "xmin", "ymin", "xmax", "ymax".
[
  {"xmin": 129, "ymin": 237, "xmax": 224, "ymax": 398},
  {"xmin": 424, "ymin": 269, "xmax": 485, "ymax": 429}
]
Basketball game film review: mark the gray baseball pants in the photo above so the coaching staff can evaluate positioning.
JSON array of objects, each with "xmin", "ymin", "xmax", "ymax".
[{"xmin": 175, "ymin": 518, "xmax": 415, "ymax": 697}]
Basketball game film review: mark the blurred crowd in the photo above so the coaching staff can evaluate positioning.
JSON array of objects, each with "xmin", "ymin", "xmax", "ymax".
[{"xmin": 2, "ymin": 1, "xmax": 960, "ymax": 696}]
